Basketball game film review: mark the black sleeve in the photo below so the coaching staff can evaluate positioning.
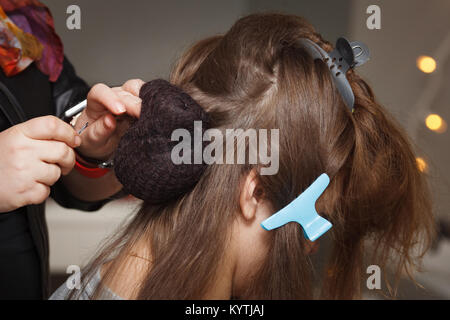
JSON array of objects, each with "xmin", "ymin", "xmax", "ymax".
[
  {"xmin": 50, "ymin": 57, "xmax": 126, "ymax": 212},
  {"xmin": 52, "ymin": 57, "xmax": 90, "ymax": 119}
]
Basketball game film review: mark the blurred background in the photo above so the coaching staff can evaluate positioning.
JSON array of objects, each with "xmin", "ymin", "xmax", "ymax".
[{"xmin": 43, "ymin": 0, "xmax": 449, "ymax": 299}]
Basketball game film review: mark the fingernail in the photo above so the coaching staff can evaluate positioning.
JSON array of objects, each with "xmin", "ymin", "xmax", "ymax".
[
  {"xmin": 75, "ymin": 135, "xmax": 82, "ymax": 146},
  {"xmin": 116, "ymin": 102, "xmax": 126, "ymax": 114}
]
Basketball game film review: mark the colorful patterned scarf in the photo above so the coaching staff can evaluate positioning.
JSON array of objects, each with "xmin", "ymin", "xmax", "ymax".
[{"xmin": 0, "ymin": 0, "xmax": 63, "ymax": 82}]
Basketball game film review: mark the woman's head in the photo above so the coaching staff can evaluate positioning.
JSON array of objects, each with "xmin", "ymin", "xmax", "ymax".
[{"xmin": 79, "ymin": 13, "xmax": 435, "ymax": 299}]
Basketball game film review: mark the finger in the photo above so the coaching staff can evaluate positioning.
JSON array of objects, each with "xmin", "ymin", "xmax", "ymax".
[
  {"xmin": 85, "ymin": 114, "xmax": 117, "ymax": 144},
  {"xmin": 87, "ymin": 83, "xmax": 126, "ymax": 118},
  {"xmin": 122, "ymin": 79, "xmax": 145, "ymax": 97},
  {"xmin": 35, "ymin": 162, "xmax": 62, "ymax": 186},
  {"xmin": 37, "ymin": 140, "xmax": 76, "ymax": 175},
  {"xmin": 115, "ymin": 90, "xmax": 142, "ymax": 118},
  {"xmin": 121, "ymin": 79, "xmax": 144, "ymax": 118},
  {"xmin": 21, "ymin": 116, "xmax": 81, "ymax": 148},
  {"xmin": 26, "ymin": 182, "xmax": 51, "ymax": 205}
]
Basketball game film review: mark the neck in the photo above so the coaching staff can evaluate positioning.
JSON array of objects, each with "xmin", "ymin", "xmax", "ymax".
[
  {"xmin": 204, "ymin": 238, "xmax": 241, "ymax": 300},
  {"xmin": 202, "ymin": 241, "xmax": 237, "ymax": 299}
]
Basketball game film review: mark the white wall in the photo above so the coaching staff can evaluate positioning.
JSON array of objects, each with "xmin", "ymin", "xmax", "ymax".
[
  {"xmin": 46, "ymin": 198, "xmax": 140, "ymax": 272},
  {"xmin": 45, "ymin": 0, "xmax": 247, "ymax": 85}
]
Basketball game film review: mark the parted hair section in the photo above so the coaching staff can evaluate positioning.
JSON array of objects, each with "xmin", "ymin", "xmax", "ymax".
[{"xmin": 75, "ymin": 13, "xmax": 435, "ymax": 300}]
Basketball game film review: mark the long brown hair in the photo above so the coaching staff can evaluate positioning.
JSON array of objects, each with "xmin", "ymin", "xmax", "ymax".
[{"xmin": 72, "ymin": 13, "xmax": 435, "ymax": 300}]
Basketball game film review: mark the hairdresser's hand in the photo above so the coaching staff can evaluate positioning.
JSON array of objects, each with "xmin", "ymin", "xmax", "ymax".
[
  {"xmin": 0, "ymin": 116, "xmax": 80, "ymax": 213},
  {"xmin": 73, "ymin": 79, "xmax": 145, "ymax": 160}
]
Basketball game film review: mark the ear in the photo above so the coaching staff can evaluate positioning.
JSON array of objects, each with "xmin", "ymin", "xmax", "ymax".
[{"xmin": 239, "ymin": 170, "xmax": 259, "ymax": 221}]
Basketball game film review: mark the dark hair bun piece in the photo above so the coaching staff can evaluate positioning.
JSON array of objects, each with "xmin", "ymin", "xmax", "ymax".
[{"xmin": 114, "ymin": 79, "xmax": 210, "ymax": 204}]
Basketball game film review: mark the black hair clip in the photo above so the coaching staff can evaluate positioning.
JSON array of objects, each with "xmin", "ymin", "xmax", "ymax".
[{"xmin": 298, "ymin": 37, "xmax": 370, "ymax": 111}]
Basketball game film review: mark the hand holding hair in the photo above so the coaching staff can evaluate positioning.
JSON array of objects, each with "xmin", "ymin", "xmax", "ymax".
[
  {"xmin": 72, "ymin": 79, "xmax": 145, "ymax": 162},
  {"xmin": 0, "ymin": 116, "xmax": 81, "ymax": 212}
]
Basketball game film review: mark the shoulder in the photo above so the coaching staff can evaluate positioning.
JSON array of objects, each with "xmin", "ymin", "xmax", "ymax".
[
  {"xmin": 49, "ymin": 269, "xmax": 104, "ymax": 300},
  {"xmin": 100, "ymin": 254, "xmax": 151, "ymax": 300}
]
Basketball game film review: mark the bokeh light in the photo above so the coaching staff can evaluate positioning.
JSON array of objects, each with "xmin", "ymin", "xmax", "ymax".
[
  {"xmin": 417, "ymin": 56, "xmax": 437, "ymax": 73},
  {"xmin": 416, "ymin": 157, "xmax": 428, "ymax": 173},
  {"xmin": 425, "ymin": 114, "xmax": 447, "ymax": 133}
]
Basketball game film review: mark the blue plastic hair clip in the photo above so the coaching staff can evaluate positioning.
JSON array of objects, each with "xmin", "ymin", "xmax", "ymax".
[{"xmin": 261, "ymin": 173, "xmax": 332, "ymax": 241}]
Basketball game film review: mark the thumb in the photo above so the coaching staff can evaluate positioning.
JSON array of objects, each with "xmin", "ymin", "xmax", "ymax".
[{"xmin": 84, "ymin": 114, "xmax": 116, "ymax": 145}]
